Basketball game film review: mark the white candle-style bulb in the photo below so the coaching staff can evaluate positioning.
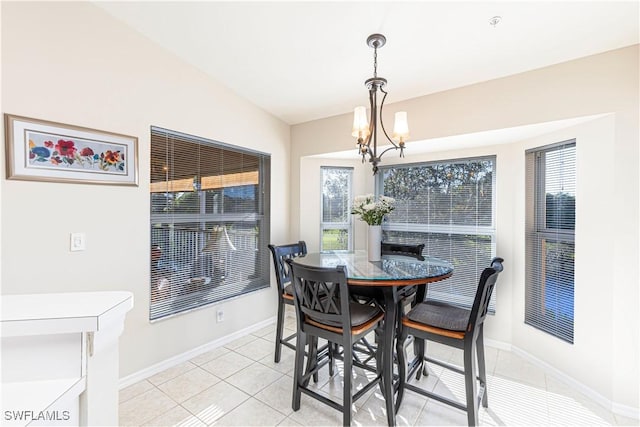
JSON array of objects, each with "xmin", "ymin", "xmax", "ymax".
[
  {"xmin": 392, "ymin": 111, "xmax": 410, "ymax": 142},
  {"xmin": 352, "ymin": 106, "xmax": 370, "ymax": 139}
]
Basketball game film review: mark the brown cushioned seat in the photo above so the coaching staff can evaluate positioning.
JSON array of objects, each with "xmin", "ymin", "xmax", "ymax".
[
  {"xmin": 406, "ymin": 300, "xmax": 470, "ymax": 332},
  {"xmin": 309, "ymin": 302, "xmax": 381, "ymax": 328}
]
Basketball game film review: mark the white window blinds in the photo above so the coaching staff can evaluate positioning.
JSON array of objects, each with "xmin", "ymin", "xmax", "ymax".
[
  {"xmin": 321, "ymin": 167, "xmax": 353, "ymax": 251},
  {"xmin": 150, "ymin": 126, "xmax": 271, "ymax": 321},
  {"xmin": 525, "ymin": 140, "xmax": 576, "ymax": 343},
  {"xmin": 379, "ymin": 157, "xmax": 496, "ymax": 310}
]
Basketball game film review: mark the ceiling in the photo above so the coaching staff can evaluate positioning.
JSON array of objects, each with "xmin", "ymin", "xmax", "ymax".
[{"xmin": 95, "ymin": 1, "xmax": 639, "ymax": 126}]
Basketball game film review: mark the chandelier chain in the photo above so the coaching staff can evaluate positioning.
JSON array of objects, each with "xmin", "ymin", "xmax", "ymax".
[{"xmin": 373, "ymin": 46, "xmax": 378, "ymax": 78}]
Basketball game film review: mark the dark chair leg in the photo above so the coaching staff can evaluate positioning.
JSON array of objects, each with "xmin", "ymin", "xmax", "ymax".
[
  {"xmin": 477, "ymin": 327, "xmax": 488, "ymax": 408},
  {"xmin": 422, "ymin": 339, "xmax": 429, "ymax": 378},
  {"xmin": 395, "ymin": 331, "xmax": 406, "ymax": 413},
  {"xmin": 414, "ymin": 337, "xmax": 426, "ymax": 380},
  {"xmin": 326, "ymin": 342, "xmax": 334, "ymax": 377},
  {"xmin": 312, "ymin": 338, "xmax": 319, "ymax": 383},
  {"xmin": 375, "ymin": 325, "xmax": 386, "ymax": 396},
  {"xmin": 464, "ymin": 340, "xmax": 479, "ymax": 426},
  {"xmin": 274, "ymin": 299, "xmax": 286, "ymax": 363},
  {"xmin": 342, "ymin": 340, "xmax": 353, "ymax": 426},
  {"xmin": 292, "ymin": 331, "xmax": 306, "ymax": 411},
  {"xmin": 303, "ymin": 336, "xmax": 318, "ymax": 388}
]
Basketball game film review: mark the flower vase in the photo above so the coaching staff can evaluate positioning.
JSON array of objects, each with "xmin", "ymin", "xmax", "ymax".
[{"xmin": 367, "ymin": 225, "xmax": 382, "ymax": 262}]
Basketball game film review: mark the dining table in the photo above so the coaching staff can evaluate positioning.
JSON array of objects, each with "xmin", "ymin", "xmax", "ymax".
[{"xmin": 292, "ymin": 250, "xmax": 453, "ymax": 426}]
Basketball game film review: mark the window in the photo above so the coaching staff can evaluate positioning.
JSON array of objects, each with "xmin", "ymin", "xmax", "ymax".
[
  {"xmin": 320, "ymin": 167, "xmax": 352, "ymax": 251},
  {"xmin": 379, "ymin": 157, "xmax": 496, "ymax": 310},
  {"xmin": 525, "ymin": 141, "xmax": 576, "ymax": 343},
  {"xmin": 150, "ymin": 126, "xmax": 271, "ymax": 321}
]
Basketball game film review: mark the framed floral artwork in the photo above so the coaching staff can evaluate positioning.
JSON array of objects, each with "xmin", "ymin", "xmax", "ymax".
[{"xmin": 4, "ymin": 114, "xmax": 138, "ymax": 186}]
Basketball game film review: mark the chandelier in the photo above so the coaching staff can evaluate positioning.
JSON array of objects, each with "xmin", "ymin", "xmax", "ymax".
[{"xmin": 352, "ymin": 33, "xmax": 409, "ymax": 174}]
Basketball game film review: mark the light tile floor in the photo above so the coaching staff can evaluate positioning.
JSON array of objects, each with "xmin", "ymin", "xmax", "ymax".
[{"xmin": 120, "ymin": 317, "xmax": 639, "ymax": 426}]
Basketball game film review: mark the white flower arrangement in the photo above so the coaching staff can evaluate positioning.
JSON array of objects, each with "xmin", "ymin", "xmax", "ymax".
[{"xmin": 351, "ymin": 194, "xmax": 395, "ymax": 226}]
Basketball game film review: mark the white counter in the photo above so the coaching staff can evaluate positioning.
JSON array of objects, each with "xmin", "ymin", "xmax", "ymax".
[{"xmin": 1, "ymin": 291, "xmax": 134, "ymax": 426}]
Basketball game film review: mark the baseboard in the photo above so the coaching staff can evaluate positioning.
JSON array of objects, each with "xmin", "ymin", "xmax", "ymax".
[
  {"xmin": 486, "ymin": 338, "xmax": 639, "ymax": 421},
  {"xmin": 612, "ymin": 401, "xmax": 640, "ymax": 421},
  {"xmin": 119, "ymin": 316, "xmax": 276, "ymax": 389},
  {"xmin": 484, "ymin": 337, "xmax": 512, "ymax": 352}
]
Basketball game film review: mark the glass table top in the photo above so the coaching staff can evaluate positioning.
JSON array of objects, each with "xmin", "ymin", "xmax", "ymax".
[{"xmin": 293, "ymin": 250, "xmax": 453, "ymax": 282}]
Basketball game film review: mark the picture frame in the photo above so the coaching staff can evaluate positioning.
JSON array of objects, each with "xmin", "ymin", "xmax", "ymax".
[{"xmin": 4, "ymin": 114, "xmax": 138, "ymax": 186}]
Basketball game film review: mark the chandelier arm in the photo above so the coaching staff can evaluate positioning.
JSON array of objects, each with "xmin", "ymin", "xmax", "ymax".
[
  {"xmin": 378, "ymin": 145, "xmax": 403, "ymax": 159},
  {"xmin": 367, "ymin": 88, "xmax": 376, "ymax": 149},
  {"xmin": 378, "ymin": 86, "xmax": 399, "ymax": 149}
]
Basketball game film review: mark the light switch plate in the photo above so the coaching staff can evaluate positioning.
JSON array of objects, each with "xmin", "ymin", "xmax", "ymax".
[{"xmin": 70, "ymin": 233, "xmax": 86, "ymax": 251}]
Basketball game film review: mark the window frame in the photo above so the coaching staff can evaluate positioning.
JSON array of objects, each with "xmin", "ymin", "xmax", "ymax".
[
  {"xmin": 377, "ymin": 155, "xmax": 497, "ymax": 311},
  {"xmin": 525, "ymin": 139, "xmax": 576, "ymax": 343},
  {"xmin": 149, "ymin": 126, "xmax": 271, "ymax": 321},
  {"xmin": 319, "ymin": 166, "xmax": 353, "ymax": 252}
]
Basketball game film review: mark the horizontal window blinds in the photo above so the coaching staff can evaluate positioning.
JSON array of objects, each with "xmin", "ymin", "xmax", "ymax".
[
  {"xmin": 525, "ymin": 141, "xmax": 576, "ymax": 343},
  {"xmin": 150, "ymin": 126, "xmax": 270, "ymax": 321},
  {"xmin": 379, "ymin": 157, "xmax": 496, "ymax": 311},
  {"xmin": 321, "ymin": 167, "xmax": 353, "ymax": 251}
]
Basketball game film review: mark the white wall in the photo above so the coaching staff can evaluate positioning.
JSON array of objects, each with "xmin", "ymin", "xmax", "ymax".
[
  {"xmin": 513, "ymin": 116, "xmax": 617, "ymax": 399},
  {"xmin": 292, "ymin": 46, "xmax": 639, "ymax": 413},
  {"xmin": 1, "ymin": 2, "xmax": 291, "ymax": 377}
]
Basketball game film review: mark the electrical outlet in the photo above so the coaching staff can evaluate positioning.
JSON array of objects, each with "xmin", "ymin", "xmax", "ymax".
[{"xmin": 216, "ymin": 310, "xmax": 224, "ymax": 323}]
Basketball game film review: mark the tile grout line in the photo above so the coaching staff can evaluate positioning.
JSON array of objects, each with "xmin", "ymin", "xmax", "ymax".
[{"xmin": 120, "ymin": 335, "xmax": 633, "ymax": 426}]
